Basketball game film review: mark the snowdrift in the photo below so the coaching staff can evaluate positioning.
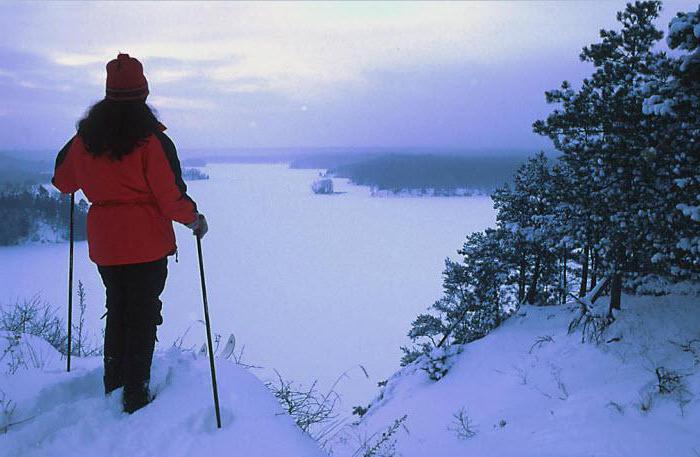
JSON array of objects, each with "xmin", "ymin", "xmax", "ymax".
[
  {"xmin": 330, "ymin": 291, "xmax": 700, "ymax": 457},
  {"xmin": 0, "ymin": 338, "xmax": 325, "ymax": 457}
]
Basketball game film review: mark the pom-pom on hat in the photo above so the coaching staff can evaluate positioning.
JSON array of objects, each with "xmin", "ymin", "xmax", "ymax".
[{"xmin": 105, "ymin": 53, "xmax": 149, "ymax": 101}]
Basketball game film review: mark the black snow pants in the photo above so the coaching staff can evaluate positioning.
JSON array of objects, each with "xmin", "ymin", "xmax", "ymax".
[{"xmin": 98, "ymin": 257, "xmax": 167, "ymax": 393}]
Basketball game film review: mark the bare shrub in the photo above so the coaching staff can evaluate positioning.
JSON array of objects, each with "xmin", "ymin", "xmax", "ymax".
[
  {"xmin": 638, "ymin": 392, "xmax": 654, "ymax": 413},
  {"xmin": 655, "ymin": 367, "xmax": 684, "ymax": 394},
  {"xmin": 512, "ymin": 365, "xmax": 528, "ymax": 385},
  {"xmin": 1, "ymin": 291, "xmax": 102, "ymax": 365},
  {"xmin": 529, "ymin": 335, "xmax": 555, "ymax": 353},
  {"xmin": 448, "ymin": 407, "xmax": 477, "ymax": 439},
  {"xmin": 1, "ymin": 332, "xmax": 46, "ymax": 374},
  {"xmin": 568, "ymin": 306, "xmax": 613, "ymax": 344},
  {"xmin": 73, "ymin": 282, "xmax": 101, "ymax": 357},
  {"xmin": 216, "ymin": 334, "xmax": 261, "ymax": 370},
  {"xmin": 669, "ymin": 338, "xmax": 700, "ymax": 366},
  {"xmin": 352, "ymin": 415, "xmax": 408, "ymax": 457},
  {"xmin": 550, "ymin": 365, "xmax": 569, "ymax": 400},
  {"xmin": 606, "ymin": 401, "xmax": 624, "ymax": 414},
  {"xmin": 1, "ymin": 295, "xmax": 66, "ymax": 352},
  {"xmin": 654, "ymin": 366, "xmax": 694, "ymax": 416},
  {"xmin": 172, "ymin": 324, "xmax": 197, "ymax": 352},
  {"xmin": 266, "ymin": 369, "xmax": 341, "ymax": 441},
  {"xmin": 0, "ymin": 389, "xmax": 16, "ymax": 432}
]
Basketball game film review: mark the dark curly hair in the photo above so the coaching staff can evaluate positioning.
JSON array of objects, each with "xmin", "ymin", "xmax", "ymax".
[{"xmin": 77, "ymin": 99, "xmax": 161, "ymax": 160}]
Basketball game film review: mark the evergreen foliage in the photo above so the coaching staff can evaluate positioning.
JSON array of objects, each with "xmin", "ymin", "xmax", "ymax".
[
  {"xmin": 0, "ymin": 186, "xmax": 88, "ymax": 245},
  {"xmin": 330, "ymin": 154, "xmax": 523, "ymax": 194},
  {"xmin": 182, "ymin": 167, "xmax": 210, "ymax": 181},
  {"xmin": 403, "ymin": 1, "xmax": 699, "ymax": 365},
  {"xmin": 641, "ymin": 4, "xmax": 700, "ymax": 278}
]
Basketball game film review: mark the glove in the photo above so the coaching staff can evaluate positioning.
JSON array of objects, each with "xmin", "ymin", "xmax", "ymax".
[{"xmin": 186, "ymin": 213, "xmax": 208, "ymax": 239}]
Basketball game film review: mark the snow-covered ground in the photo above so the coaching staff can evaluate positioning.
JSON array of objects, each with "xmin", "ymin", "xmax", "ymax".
[
  {"xmin": 0, "ymin": 163, "xmax": 496, "ymax": 411},
  {"xmin": 0, "ymin": 335, "xmax": 325, "ymax": 457},
  {"xmin": 329, "ymin": 291, "xmax": 700, "ymax": 457},
  {"xmin": 4, "ymin": 290, "xmax": 696, "ymax": 457}
]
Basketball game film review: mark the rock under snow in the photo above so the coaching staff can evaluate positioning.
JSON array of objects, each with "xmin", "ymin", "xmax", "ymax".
[{"xmin": 311, "ymin": 178, "xmax": 334, "ymax": 194}]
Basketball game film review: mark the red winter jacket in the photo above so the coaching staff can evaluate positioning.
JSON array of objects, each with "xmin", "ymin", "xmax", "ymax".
[{"xmin": 52, "ymin": 128, "xmax": 198, "ymax": 266}]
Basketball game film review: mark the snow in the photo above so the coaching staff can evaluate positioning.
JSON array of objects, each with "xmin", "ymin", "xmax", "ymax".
[
  {"xmin": 329, "ymin": 291, "xmax": 700, "ymax": 457},
  {"xmin": 677, "ymin": 203, "xmax": 700, "ymax": 222},
  {"xmin": 0, "ymin": 163, "xmax": 496, "ymax": 412},
  {"xmin": 642, "ymin": 94, "xmax": 676, "ymax": 116},
  {"xmin": 0, "ymin": 338, "xmax": 325, "ymax": 457},
  {"xmin": 0, "ymin": 332, "xmax": 63, "ymax": 374},
  {"xmin": 2, "ymin": 163, "xmax": 698, "ymax": 455}
]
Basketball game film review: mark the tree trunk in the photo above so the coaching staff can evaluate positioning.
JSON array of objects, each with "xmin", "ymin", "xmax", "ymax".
[
  {"xmin": 493, "ymin": 290, "xmax": 501, "ymax": 327},
  {"xmin": 590, "ymin": 251, "xmax": 597, "ymax": 290},
  {"xmin": 526, "ymin": 256, "xmax": 541, "ymax": 304},
  {"xmin": 562, "ymin": 250, "xmax": 567, "ymax": 304},
  {"xmin": 609, "ymin": 272, "xmax": 622, "ymax": 316},
  {"xmin": 578, "ymin": 245, "xmax": 589, "ymax": 298},
  {"xmin": 518, "ymin": 257, "xmax": 527, "ymax": 303},
  {"xmin": 590, "ymin": 276, "xmax": 610, "ymax": 304}
]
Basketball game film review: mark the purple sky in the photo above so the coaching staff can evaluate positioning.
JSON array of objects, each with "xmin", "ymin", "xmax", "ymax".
[{"xmin": 0, "ymin": 1, "xmax": 695, "ymax": 152}]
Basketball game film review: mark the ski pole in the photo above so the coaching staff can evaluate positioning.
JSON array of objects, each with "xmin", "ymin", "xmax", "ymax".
[
  {"xmin": 67, "ymin": 192, "xmax": 75, "ymax": 372},
  {"xmin": 196, "ymin": 234, "xmax": 222, "ymax": 429}
]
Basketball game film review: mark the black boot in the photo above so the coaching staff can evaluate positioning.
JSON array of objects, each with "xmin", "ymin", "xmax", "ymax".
[
  {"xmin": 122, "ymin": 352, "xmax": 154, "ymax": 414},
  {"xmin": 104, "ymin": 356, "xmax": 124, "ymax": 395},
  {"xmin": 123, "ymin": 380, "xmax": 151, "ymax": 414}
]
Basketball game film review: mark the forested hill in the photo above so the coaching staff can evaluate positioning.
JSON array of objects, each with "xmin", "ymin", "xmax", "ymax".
[
  {"xmin": 0, "ymin": 153, "xmax": 52, "ymax": 187},
  {"xmin": 0, "ymin": 153, "xmax": 87, "ymax": 245},
  {"xmin": 327, "ymin": 154, "xmax": 525, "ymax": 195},
  {"xmin": 0, "ymin": 188, "xmax": 87, "ymax": 245}
]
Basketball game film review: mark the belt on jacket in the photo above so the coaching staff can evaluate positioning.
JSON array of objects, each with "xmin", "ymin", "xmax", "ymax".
[{"xmin": 91, "ymin": 197, "xmax": 157, "ymax": 207}]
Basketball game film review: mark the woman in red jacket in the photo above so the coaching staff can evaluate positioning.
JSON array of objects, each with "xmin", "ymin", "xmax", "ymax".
[{"xmin": 52, "ymin": 53, "xmax": 207, "ymax": 413}]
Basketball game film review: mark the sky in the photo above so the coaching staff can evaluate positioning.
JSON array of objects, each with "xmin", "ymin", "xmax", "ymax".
[{"xmin": 0, "ymin": 1, "xmax": 696, "ymax": 152}]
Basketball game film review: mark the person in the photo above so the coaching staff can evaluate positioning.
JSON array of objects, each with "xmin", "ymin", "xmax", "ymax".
[{"xmin": 52, "ymin": 53, "xmax": 208, "ymax": 414}]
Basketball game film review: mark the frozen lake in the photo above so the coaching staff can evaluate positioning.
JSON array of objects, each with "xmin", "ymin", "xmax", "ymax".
[{"xmin": 0, "ymin": 163, "xmax": 496, "ymax": 411}]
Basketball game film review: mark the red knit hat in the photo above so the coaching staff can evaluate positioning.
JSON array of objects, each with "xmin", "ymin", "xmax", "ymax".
[{"xmin": 105, "ymin": 53, "xmax": 149, "ymax": 101}]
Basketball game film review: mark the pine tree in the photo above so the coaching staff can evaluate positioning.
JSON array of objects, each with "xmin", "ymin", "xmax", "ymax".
[
  {"xmin": 535, "ymin": 1, "xmax": 669, "ymax": 313},
  {"xmin": 580, "ymin": 1, "xmax": 668, "ymax": 312},
  {"xmin": 492, "ymin": 153, "xmax": 560, "ymax": 305},
  {"xmin": 403, "ymin": 1, "xmax": 699, "ymax": 366},
  {"xmin": 534, "ymin": 80, "xmax": 604, "ymax": 298},
  {"xmin": 642, "ymin": 5, "xmax": 700, "ymax": 280},
  {"xmin": 401, "ymin": 229, "xmax": 517, "ymax": 365}
]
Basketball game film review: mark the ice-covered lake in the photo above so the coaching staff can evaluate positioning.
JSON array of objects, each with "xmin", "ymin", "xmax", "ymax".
[{"xmin": 0, "ymin": 163, "xmax": 496, "ymax": 410}]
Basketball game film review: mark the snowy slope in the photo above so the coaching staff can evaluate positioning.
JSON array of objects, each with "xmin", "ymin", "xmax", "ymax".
[
  {"xmin": 0, "ymin": 338, "xmax": 325, "ymax": 457},
  {"xmin": 330, "ymin": 291, "xmax": 700, "ymax": 457}
]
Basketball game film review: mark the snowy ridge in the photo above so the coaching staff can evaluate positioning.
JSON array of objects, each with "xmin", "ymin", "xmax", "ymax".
[
  {"xmin": 0, "ymin": 342, "xmax": 325, "ymax": 457},
  {"xmin": 330, "ymin": 291, "xmax": 700, "ymax": 457}
]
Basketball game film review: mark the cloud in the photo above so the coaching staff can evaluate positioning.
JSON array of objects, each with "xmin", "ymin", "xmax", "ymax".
[
  {"xmin": 0, "ymin": 68, "xmax": 15, "ymax": 78},
  {"xmin": 0, "ymin": 53, "xmax": 76, "ymax": 93},
  {"xmin": 148, "ymin": 68, "xmax": 195, "ymax": 84},
  {"xmin": 2, "ymin": 2, "xmax": 631, "ymax": 100},
  {"xmin": 51, "ymin": 52, "xmax": 105, "ymax": 67},
  {"xmin": 2, "ymin": 1, "xmax": 697, "ymax": 149},
  {"xmin": 148, "ymin": 95, "xmax": 216, "ymax": 111}
]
